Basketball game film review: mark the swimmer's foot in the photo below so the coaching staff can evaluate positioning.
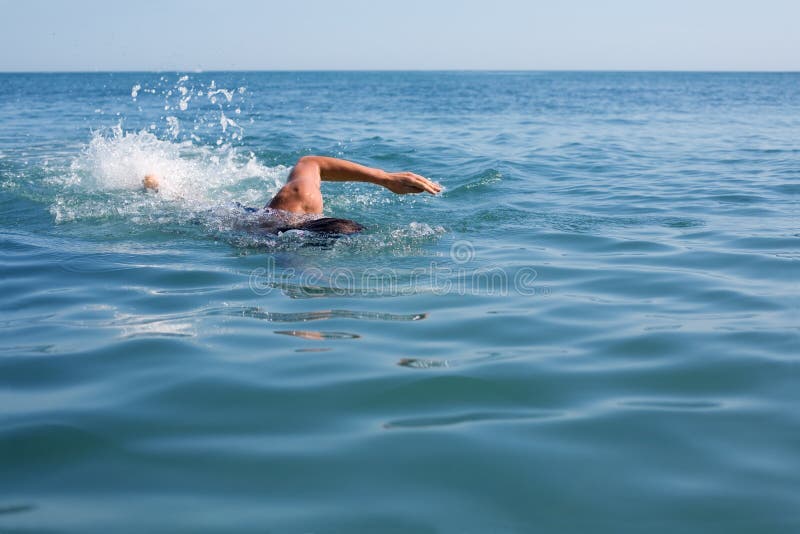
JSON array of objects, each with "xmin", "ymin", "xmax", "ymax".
[{"xmin": 143, "ymin": 173, "xmax": 160, "ymax": 192}]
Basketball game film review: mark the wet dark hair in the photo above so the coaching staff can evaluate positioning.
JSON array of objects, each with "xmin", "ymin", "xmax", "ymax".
[{"xmin": 279, "ymin": 217, "xmax": 364, "ymax": 236}]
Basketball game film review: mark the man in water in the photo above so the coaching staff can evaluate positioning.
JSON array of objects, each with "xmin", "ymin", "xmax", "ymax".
[{"xmin": 144, "ymin": 155, "xmax": 441, "ymax": 234}]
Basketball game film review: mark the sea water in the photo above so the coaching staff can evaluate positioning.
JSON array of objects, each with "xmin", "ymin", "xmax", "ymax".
[{"xmin": 0, "ymin": 71, "xmax": 798, "ymax": 533}]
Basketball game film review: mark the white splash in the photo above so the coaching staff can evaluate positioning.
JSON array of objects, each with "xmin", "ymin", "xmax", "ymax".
[
  {"xmin": 59, "ymin": 125, "xmax": 286, "ymax": 210},
  {"xmin": 166, "ymin": 116, "xmax": 180, "ymax": 139},
  {"xmin": 208, "ymin": 87, "xmax": 234, "ymax": 103},
  {"xmin": 219, "ymin": 111, "xmax": 239, "ymax": 134}
]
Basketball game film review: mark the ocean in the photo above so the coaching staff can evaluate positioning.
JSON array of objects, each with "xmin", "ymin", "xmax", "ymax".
[{"xmin": 0, "ymin": 71, "xmax": 798, "ymax": 533}]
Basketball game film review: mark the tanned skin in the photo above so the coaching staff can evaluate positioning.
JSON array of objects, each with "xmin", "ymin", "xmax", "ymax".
[{"xmin": 267, "ymin": 156, "xmax": 441, "ymax": 214}]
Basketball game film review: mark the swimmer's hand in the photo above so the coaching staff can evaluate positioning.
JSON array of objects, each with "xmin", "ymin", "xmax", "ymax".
[
  {"xmin": 143, "ymin": 173, "xmax": 160, "ymax": 191},
  {"xmin": 380, "ymin": 171, "xmax": 442, "ymax": 195}
]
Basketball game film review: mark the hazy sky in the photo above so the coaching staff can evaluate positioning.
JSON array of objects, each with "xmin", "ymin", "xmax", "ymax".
[{"xmin": 1, "ymin": 0, "xmax": 797, "ymax": 71}]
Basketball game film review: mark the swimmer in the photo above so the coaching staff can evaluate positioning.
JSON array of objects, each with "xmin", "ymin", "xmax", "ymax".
[{"xmin": 143, "ymin": 156, "xmax": 441, "ymax": 235}]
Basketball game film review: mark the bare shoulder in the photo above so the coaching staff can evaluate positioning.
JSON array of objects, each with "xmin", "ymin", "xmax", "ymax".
[{"xmin": 267, "ymin": 161, "xmax": 324, "ymax": 214}]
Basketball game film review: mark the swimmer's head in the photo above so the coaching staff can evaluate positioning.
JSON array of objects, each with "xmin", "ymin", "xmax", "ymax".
[
  {"xmin": 284, "ymin": 217, "xmax": 364, "ymax": 236},
  {"xmin": 143, "ymin": 173, "xmax": 160, "ymax": 191}
]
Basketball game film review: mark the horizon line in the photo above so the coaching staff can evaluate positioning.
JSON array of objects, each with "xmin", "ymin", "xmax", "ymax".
[{"xmin": 1, "ymin": 68, "xmax": 798, "ymax": 75}]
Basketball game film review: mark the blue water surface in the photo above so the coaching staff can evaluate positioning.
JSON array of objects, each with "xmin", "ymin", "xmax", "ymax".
[{"xmin": 0, "ymin": 71, "xmax": 798, "ymax": 533}]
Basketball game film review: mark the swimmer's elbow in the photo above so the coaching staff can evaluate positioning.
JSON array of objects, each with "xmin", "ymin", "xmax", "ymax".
[
  {"xmin": 288, "ymin": 156, "xmax": 324, "ymax": 182},
  {"xmin": 296, "ymin": 155, "xmax": 323, "ymax": 168}
]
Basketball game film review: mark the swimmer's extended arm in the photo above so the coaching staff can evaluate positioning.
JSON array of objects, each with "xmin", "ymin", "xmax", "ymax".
[
  {"xmin": 298, "ymin": 156, "xmax": 441, "ymax": 195},
  {"xmin": 268, "ymin": 155, "xmax": 441, "ymax": 214}
]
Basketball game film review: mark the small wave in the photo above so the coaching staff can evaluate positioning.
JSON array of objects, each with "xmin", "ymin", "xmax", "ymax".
[
  {"xmin": 0, "ymin": 504, "xmax": 36, "ymax": 516},
  {"xmin": 384, "ymin": 409, "xmax": 560, "ymax": 429},
  {"xmin": 618, "ymin": 399, "xmax": 724, "ymax": 411},
  {"xmin": 444, "ymin": 169, "xmax": 502, "ymax": 197}
]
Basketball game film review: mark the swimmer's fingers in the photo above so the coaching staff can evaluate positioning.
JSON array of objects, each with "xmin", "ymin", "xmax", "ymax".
[
  {"xmin": 414, "ymin": 173, "xmax": 442, "ymax": 195},
  {"xmin": 385, "ymin": 172, "xmax": 442, "ymax": 195},
  {"xmin": 408, "ymin": 172, "xmax": 442, "ymax": 195}
]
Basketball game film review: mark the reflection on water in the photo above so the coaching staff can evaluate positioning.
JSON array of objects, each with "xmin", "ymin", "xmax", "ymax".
[
  {"xmin": 398, "ymin": 357, "xmax": 451, "ymax": 369},
  {"xmin": 274, "ymin": 330, "xmax": 361, "ymax": 340},
  {"xmin": 236, "ymin": 308, "xmax": 427, "ymax": 323}
]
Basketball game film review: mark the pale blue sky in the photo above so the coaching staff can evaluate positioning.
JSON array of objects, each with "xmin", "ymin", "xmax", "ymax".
[{"xmin": 1, "ymin": 0, "xmax": 797, "ymax": 71}]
